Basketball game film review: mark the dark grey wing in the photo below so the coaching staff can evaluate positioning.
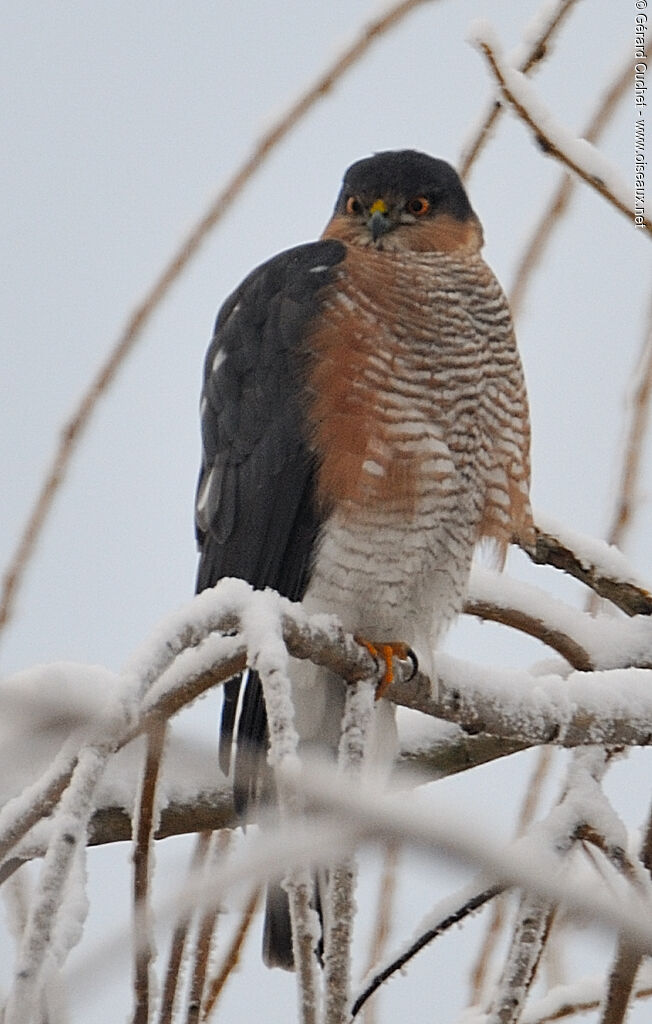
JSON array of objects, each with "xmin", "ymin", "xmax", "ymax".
[{"xmin": 195, "ymin": 239, "xmax": 345, "ymax": 811}]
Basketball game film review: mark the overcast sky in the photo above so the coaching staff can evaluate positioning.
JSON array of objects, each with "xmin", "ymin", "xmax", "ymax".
[{"xmin": 1, "ymin": 2, "xmax": 649, "ymax": 1021}]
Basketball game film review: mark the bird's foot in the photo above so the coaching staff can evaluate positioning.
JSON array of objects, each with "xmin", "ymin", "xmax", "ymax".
[{"xmin": 354, "ymin": 638, "xmax": 418, "ymax": 699}]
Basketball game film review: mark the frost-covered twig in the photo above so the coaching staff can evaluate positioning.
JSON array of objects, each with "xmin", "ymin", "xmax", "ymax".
[
  {"xmin": 185, "ymin": 832, "xmax": 229, "ymax": 1024},
  {"xmin": 471, "ymin": 566, "xmax": 652, "ymax": 671},
  {"xmin": 470, "ymin": 747, "xmax": 555, "ymax": 1004},
  {"xmin": 132, "ymin": 721, "xmax": 167, "ymax": 1024},
  {"xmin": 88, "ymin": 789, "xmax": 235, "ymax": 849},
  {"xmin": 4, "ymin": 586, "xmax": 652, "ymax": 878},
  {"xmin": 3, "ymin": 564, "xmax": 652, "ymax": 882},
  {"xmin": 284, "ymin": 765, "xmax": 652, "ymax": 957},
  {"xmin": 241, "ymin": 590, "xmax": 321, "ymax": 1024},
  {"xmin": 510, "ymin": 56, "xmax": 630, "ymax": 317},
  {"xmin": 460, "ymin": 0, "xmax": 581, "ymax": 179},
  {"xmin": 486, "ymin": 751, "xmax": 617, "ymax": 1023},
  {"xmin": 351, "ymin": 881, "xmax": 501, "ymax": 1018},
  {"xmin": 324, "ymin": 680, "xmax": 376, "ymax": 1024},
  {"xmin": 471, "ymin": 26, "xmax": 649, "ymax": 233},
  {"xmin": 599, "ymin": 787, "xmax": 652, "ymax": 1024},
  {"xmin": 201, "ymin": 886, "xmax": 260, "ymax": 1021},
  {"xmin": 4, "ymin": 742, "xmax": 115, "ymax": 1024},
  {"xmin": 157, "ymin": 833, "xmax": 211, "ymax": 1024},
  {"xmin": 521, "ymin": 521, "xmax": 652, "ymax": 616},
  {"xmin": 0, "ymin": 739, "xmax": 81, "ymax": 866},
  {"xmin": 520, "ymin": 965, "xmax": 652, "ymax": 1022},
  {"xmin": 493, "ymin": 749, "xmax": 650, "ymax": 1024},
  {"xmin": 488, "ymin": 894, "xmax": 555, "ymax": 1024},
  {"xmin": 393, "ymin": 656, "xmax": 652, "ymax": 749}
]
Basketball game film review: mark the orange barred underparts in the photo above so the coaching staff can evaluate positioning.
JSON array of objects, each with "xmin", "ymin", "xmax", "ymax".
[{"xmin": 355, "ymin": 638, "xmax": 411, "ymax": 700}]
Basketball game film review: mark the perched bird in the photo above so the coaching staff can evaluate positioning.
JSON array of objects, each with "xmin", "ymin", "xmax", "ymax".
[{"xmin": 195, "ymin": 149, "xmax": 533, "ymax": 968}]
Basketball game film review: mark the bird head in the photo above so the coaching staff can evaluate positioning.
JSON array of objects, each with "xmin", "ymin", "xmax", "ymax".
[{"xmin": 323, "ymin": 149, "xmax": 483, "ymax": 254}]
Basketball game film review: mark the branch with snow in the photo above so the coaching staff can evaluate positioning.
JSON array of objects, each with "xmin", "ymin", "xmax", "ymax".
[
  {"xmin": 521, "ymin": 519, "xmax": 652, "ymax": 617},
  {"xmin": 469, "ymin": 23, "xmax": 650, "ymax": 234},
  {"xmin": 0, "ymin": 517, "xmax": 650, "ymax": 1021},
  {"xmin": 520, "ymin": 963, "xmax": 652, "ymax": 1023},
  {"xmin": 488, "ymin": 893, "xmax": 555, "ymax": 1024},
  {"xmin": 241, "ymin": 590, "xmax": 322, "ymax": 1024},
  {"xmin": 460, "ymin": 0, "xmax": 581, "ymax": 179},
  {"xmin": 324, "ymin": 679, "xmax": 377, "ymax": 1024},
  {"xmin": 2, "ymin": 524, "xmax": 652, "ymax": 878},
  {"xmin": 352, "ymin": 748, "xmax": 647, "ymax": 1020},
  {"xmin": 510, "ymin": 55, "xmax": 630, "ymax": 318}
]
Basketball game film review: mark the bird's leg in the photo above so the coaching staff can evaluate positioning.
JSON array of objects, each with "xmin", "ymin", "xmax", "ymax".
[{"xmin": 354, "ymin": 638, "xmax": 417, "ymax": 699}]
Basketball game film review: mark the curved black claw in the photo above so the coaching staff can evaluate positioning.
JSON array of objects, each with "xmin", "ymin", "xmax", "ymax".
[{"xmin": 405, "ymin": 647, "xmax": 418, "ymax": 681}]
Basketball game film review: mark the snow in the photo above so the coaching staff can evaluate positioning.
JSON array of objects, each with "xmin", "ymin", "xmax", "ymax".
[
  {"xmin": 469, "ymin": 566, "xmax": 652, "ymax": 670},
  {"xmin": 0, "ymin": 662, "xmax": 123, "ymax": 803},
  {"xmin": 124, "ymin": 577, "xmax": 252, "ymax": 678},
  {"xmin": 240, "ymin": 588, "xmax": 301, "ymax": 772},
  {"xmin": 285, "ymin": 761, "xmax": 652, "ymax": 951},
  {"xmin": 2, "ymin": 569, "xmax": 651, "ymax": 1019},
  {"xmin": 520, "ymin": 960, "xmax": 652, "ymax": 1022},
  {"xmin": 535, "ymin": 509, "xmax": 651, "ymax": 588},
  {"xmin": 468, "ymin": 21, "xmax": 631, "ymax": 213},
  {"xmin": 509, "ymin": 0, "xmax": 575, "ymax": 71}
]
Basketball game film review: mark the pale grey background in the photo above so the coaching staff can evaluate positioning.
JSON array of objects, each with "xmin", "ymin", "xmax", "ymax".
[{"xmin": 1, "ymin": 2, "xmax": 649, "ymax": 1021}]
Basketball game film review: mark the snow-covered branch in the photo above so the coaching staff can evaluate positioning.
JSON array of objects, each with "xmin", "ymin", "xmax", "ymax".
[
  {"xmin": 460, "ymin": 0, "xmax": 581, "ymax": 178},
  {"xmin": 510, "ymin": 54, "xmax": 630, "ymax": 318},
  {"xmin": 0, "ymin": 516, "xmax": 650, "ymax": 1020},
  {"xmin": 2, "ymin": 529, "xmax": 652, "ymax": 875},
  {"xmin": 470, "ymin": 23, "xmax": 649, "ymax": 234},
  {"xmin": 521, "ymin": 519, "xmax": 652, "ymax": 617}
]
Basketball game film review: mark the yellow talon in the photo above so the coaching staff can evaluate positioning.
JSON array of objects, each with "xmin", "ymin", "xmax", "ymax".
[{"xmin": 355, "ymin": 638, "xmax": 411, "ymax": 700}]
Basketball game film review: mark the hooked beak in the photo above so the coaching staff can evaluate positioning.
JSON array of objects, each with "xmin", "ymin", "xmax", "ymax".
[{"xmin": 367, "ymin": 199, "xmax": 392, "ymax": 243}]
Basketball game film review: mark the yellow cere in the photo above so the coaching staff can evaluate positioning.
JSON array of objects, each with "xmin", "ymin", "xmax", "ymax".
[{"xmin": 369, "ymin": 199, "xmax": 388, "ymax": 214}]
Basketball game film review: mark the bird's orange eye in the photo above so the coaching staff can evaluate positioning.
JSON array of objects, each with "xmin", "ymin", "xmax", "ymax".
[
  {"xmin": 346, "ymin": 196, "xmax": 363, "ymax": 215},
  {"xmin": 407, "ymin": 196, "xmax": 430, "ymax": 216}
]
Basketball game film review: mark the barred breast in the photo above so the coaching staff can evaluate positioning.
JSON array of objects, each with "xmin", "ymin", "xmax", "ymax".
[{"xmin": 303, "ymin": 245, "xmax": 533, "ymax": 667}]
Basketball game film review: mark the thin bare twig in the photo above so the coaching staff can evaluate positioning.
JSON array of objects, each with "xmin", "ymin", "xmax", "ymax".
[
  {"xmin": 132, "ymin": 721, "xmax": 167, "ymax": 1024},
  {"xmin": 510, "ymin": 57, "xmax": 630, "ymax": 317},
  {"xmin": 473, "ymin": 35, "xmax": 650, "ymax": 233},
  {"xmin": 599, "ymin": 793, "xmax": 652, "ymax": 1023},
  {"xmin": 460, "ymin": 0, "xmax": 582, "ymax": 179},
  {"xmin": 363, "ymin": 844, "xmax": 399, "ymax": 1024},
  {"xmin": 470, "ymin": 748, "xmax": 554, "ymax": 1004},
  {"xmin": 158, "ymin": 833, "xmax": 212, "ymax": 1024},
  {"xmin": 600, "ymin": 940, "xmax": 643, "ymax": 1024},
  {"xmin": 3, "ymin": 744, "xmax": 110, "ymax": 1024},
  {"xmin": 0, "ymin": 0, "xmax": 435, "ymax": 641},
  {"xmin": 185, "ymin": 832, "xmax": 230, "ymax": 1024},
  {"xmin": 606, "ymin": 296, "xmax": 652, "ymax": 549},
  {"xmin": 201, "ymin": 887, "xmax": 260, "ymax": 1021}
]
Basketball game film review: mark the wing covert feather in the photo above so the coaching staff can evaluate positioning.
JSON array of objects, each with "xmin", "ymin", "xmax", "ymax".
[{"xmin": 194, "ymin": 239, "xmax": 346, "ymax": 782}]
